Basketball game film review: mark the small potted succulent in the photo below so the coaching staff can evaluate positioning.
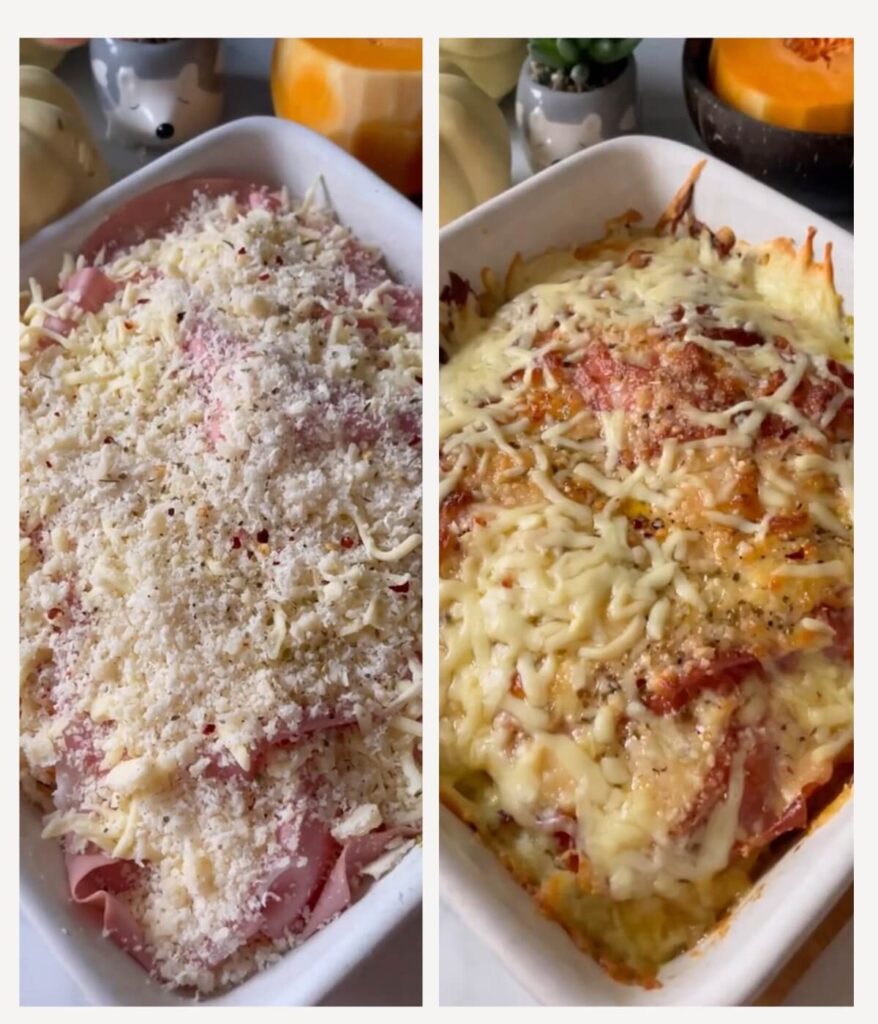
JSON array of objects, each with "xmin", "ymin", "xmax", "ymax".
[{"xmin": 516, "ymin": 38, "xmax": 640, "ymax": 172}]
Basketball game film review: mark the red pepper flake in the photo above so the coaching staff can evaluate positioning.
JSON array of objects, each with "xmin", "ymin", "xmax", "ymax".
[
  {"xmin": 509, "ymin": 672, "xmax": 525, "ymax": 698},
  {"xmin": 501, "ymin": 577, "xmax": 513, "ymax": 589},
  {"xmin": 237, "ymin": 247, "xmax": 247, "ymax": 256},
  {"xmin": 390, "ymin": 581, "xmax": 410, "ymax": 594},
  {"xmin": 176, "ymin": 311, "xmax": 185, "ymax": 323},
  {"xmin": 167, "ymin": 508, "xmax": 175, "ymax": 517},
  {"xmin": 257, "ymin": 273, "xmax": 271, "ymax": 282},
  {"xmin": 340, "ymin": 535, "xmax": 357, "ymax": 549},
  {"xmin": 275, "ymin": 255, "xmax": 284, "ymax": 266},
  {"xmin": 136, "ymin": 298, "xmax": 149, "ymax": 305},
  {"xmin": 47, "ymin": 608, "xmax": 63, "ymax": 620},
  {"xmin": 256, "ymin": 529, "xmax": 269, "ymax": 544},
  {"xmin": 562, "ymin": 850, "xmax": 580, "ymax": 873},
  {"xmin": 553, "ymin": 830, "xmax": 578, "ymax": 856},
  {"xmin": 123, "ymin": 320, "xmax": 135, "ymax": 330},
  {"xmin": 103, "ymin": 436, "xmax": 114, "ymax": 445},
  {"xmin": 786, "ymin": 548, "xmax": 806, "ymax": 561},
  {"xmin": 231, "ymin": 536, "xmax": 242, "ymax": 550},
  {"xmin": 45, "ymin": 460, "xmax": 52, "ymax": 468},
  {"xmin": 409, "ymin": 435, "xmax": 420, "ymax": 447},
  {"xmin": 202, "ymin": 723, "xmax": 216, "ymax": 735}
]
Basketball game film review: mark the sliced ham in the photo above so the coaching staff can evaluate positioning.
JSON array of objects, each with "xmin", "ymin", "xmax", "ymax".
[
  {"xmin": 302, "ymin": 829, "xmax": 409, "ymax": 939},
  {"xmin": 384, "ymin": 284, "xmax": 422, "ymax": 332},
  {"xmin": 39, "ymin": 314, "xmax": 76, "ymax": 345},
  {"xmin": 343, "ymin": 239, "xmax": 389, "ymax": 296},
  {"xmin": 439, "ymin": 489, "xmax": 474, "ymax": 565},
  {"xmin": 260, "ymin": 817, "xmax": 339, "ymax": 939},
  {"xmin": 54, "ymin": 720, "xmax": 109, "ymax": 812},
  {"xmin": 813, "ymin": 602, "xmax": 853, "ymax": 661},
  {"xmin": 62, "ymin": 268, "xmax": 118, "ymax": 314},
  {"xmin": 201, "ymin": 713, "xmax": 356, "ymax": 781},
  {"xmin": 675, "ymin": 724, "xmax": 815, "ymax": 855},
  {"xmin": 65, "ymin": 845, "xmax": 152, "ymax": 970},
  {"xmin": 701, "ymin": 324, "xmax": 765, "ymax": 348},
  {"xmin": 642, "ymin": 650, "xmax": 764, "ymax": 715},
  {"xmin": 248, "ymin": 189, "xmax": 283, "ymax": 212},
  {"xmin": 181, "ymin": 317, "xmax": 250, "ymax": 447},
  {"xmin": 79, "ymin": 178, "xmax": 262, "ymax": 262}
]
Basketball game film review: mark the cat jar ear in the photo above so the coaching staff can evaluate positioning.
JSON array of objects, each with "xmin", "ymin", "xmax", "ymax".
[
  {"xmin": 91, "ymin": 58, "xmax": 109, "ymax": 90},
  {"xmin": 117, "ymin": 66, "xmax": 138, "ymax": 103},
  {"xmin": 176, "ymin": 63, "xmax": 199, "ymax": 96}
]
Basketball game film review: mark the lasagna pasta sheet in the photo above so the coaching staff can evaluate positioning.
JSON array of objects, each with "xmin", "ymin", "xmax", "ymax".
[{"xmin": 439, "ymin": 166, "xmax": 852, "ymax": 983}]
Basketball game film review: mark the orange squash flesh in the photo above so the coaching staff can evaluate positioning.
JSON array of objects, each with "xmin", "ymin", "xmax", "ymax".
[
  {"xmin": 271, "ymin": 38, "xmax": 422, "ymax": 194},
  {"xmin": 709, "ymin": 38, "xmax": 853, "ymax": 135}
]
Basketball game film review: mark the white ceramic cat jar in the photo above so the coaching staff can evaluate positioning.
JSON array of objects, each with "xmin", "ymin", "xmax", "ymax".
[{"xmin": 90, "ymin": 38, "xmax": 224, "ymax": 149}]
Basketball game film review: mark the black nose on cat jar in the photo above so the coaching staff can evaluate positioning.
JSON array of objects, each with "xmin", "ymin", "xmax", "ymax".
[{"xmin": 156, "ymin": 123, "xmax": 175, "ymax": 140}]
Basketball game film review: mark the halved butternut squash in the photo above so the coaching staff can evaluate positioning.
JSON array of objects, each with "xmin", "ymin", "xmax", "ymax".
[
  {"xmin": 709, "ymin": 38, "xmax": 853, "ymax": 135},
  {"xmin": 271, "ymin": 38, "xmax": 422, "ymax": 194}
]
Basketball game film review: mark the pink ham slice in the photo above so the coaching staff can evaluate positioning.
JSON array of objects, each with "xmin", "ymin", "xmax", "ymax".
[
  {"xmin": 341, "ymin": 239, "xmax": 421, "ymax": 329},
  {"xmin": 201, "ymin": 713, "xmax": 356, "ymax": 781},
  {"xmin": 259, "ymin": 817, "xmax": 340, "ymax": 940},
  {"xmin": 79, "ymin": 178, "xmax": 269, "ymax": 262},
  {"xmin": 38, "ymin": 314, "xmax": 76, "ymax": 345},
  {"xmin": 302, "ymin": 829, "xmax": 412, "ymax": 939},
  {"xmin": 54, "ymin": 720, "xmax": 109, "ymax": 813},
  {"xmin": 62, "ymin": 268, "xmax": 119, "ymax": 314},
  {"xmin": 65, "ymin": 845, "xmax": 152, "ymax": 970},
  {"xmin": 383, "ymin": 284, "xmax": 422, "ymax": 332},
  {"xmin": 248, "ymin": 190, "xmax": 283, "ymax": 212}
]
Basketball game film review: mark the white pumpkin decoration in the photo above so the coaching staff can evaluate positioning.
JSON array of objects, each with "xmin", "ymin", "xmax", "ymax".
[
  {"xmin": 440, "ymin": 62, "xmax": 511, "ymax": 227},
  {"xmin": 439, "ymin": 39, "xmax": 526, "ymax": 100},
  {"xmin": 20, "ymin": 39, "xmax": 65, "ymax": 71},
  {"xmin": 20, "ymin": 65, "xmax": 109, "ymax": 242}
]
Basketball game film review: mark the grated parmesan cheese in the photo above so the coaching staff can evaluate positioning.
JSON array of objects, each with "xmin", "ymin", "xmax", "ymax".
[{"xmin": 20, "ymin": 185, "xmax": 422, "ymax": 992}]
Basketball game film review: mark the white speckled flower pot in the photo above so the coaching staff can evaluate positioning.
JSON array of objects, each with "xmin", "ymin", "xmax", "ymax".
[{"xmin": 515, "ymin": 57, "xmax": 638, "ymax": 173}]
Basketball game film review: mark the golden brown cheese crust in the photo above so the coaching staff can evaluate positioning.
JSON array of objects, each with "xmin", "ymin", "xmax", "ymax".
[{"xmin": 439, "ymin": 171, "xmax": 853, "ymax": 983}]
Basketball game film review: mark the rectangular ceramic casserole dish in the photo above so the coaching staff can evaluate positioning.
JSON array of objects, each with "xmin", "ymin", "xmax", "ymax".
[
  {"xmin": 20, "ymin": 115, "xmax": 422, "ymax": 1007},
  {"xmin": 439, "ymin": 134, "xmax": 852, "ymax": 1007}
]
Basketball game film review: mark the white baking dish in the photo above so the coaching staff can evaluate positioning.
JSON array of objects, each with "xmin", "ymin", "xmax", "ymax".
[
  {"xmin": 20, "ymin": 115, "xmax": 422, "ymax": 1006},
  {"xmin": 439, "ymin": 134, "xmax": 852, "ymax": 1007}
]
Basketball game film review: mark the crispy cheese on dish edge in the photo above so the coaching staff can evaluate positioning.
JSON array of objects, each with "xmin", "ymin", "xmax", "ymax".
[
  {"xmin": 439, "ymin": 164, "xmax": 852, "ymax": 985},
  {"xmin": 20, "ymin": 180, "xmax": 422, "ymax": 993}
]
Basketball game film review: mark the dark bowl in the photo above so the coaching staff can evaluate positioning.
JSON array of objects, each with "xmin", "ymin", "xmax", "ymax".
[{"xmin": 682, "ymin": 38, "xmax": 852, "ymax": 202}]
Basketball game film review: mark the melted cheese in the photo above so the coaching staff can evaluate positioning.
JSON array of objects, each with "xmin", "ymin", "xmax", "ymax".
[{"xmin": 440, "ymin": 199, "xmax": 852, "ymax": 981}]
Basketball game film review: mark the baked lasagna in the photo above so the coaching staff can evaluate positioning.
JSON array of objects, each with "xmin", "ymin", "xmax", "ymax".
[
  {"xmin": 439, "ymin": 165, "xmax": 852, "ymax": 984},
  {"xmin": 20, "ymin": 179, "xmax": 422, "ymax": 992}
]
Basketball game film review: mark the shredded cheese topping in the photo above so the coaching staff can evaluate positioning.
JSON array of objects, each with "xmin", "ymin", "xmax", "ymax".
[
  {"xmin": 439, "ymin": 181, "xmax": 852, "ymax": 982},
  {"xmin": 20, "ymin": 186, "xmax": 422, "ymax": 992}
]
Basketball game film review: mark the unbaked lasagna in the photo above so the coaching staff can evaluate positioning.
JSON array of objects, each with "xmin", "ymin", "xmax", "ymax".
[
  {"xmin": 439, "ymin": 165, "xmax": 852, "ymax": 984},
  {"xmin": 20, "ymin": 179, "xmax": 422, "ymax": 992}
]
